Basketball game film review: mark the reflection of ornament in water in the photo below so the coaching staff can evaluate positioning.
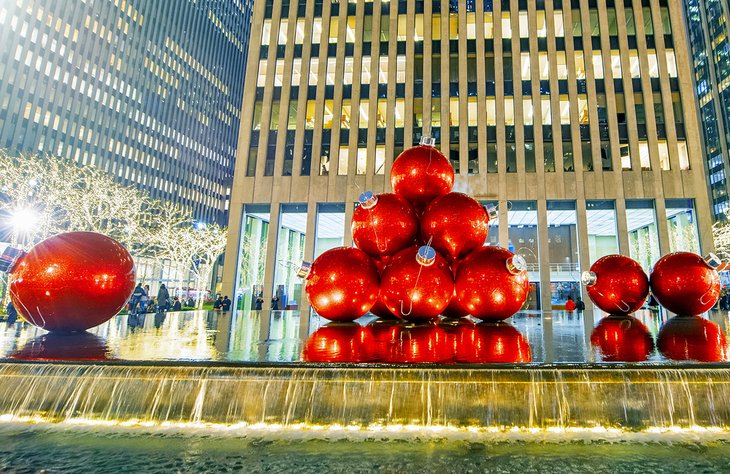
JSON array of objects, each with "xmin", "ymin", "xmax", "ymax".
[
  {"xmin": 301, "ymin": 323, "xmax": 375, "ymax": 363},
  {"xmin": 8, "ymin": 232, "xmax": 136, "ymax": 332},
  {"xmin": 455, "ymin": 321, "xmax": 532, "ymax": 363},
  {"xmin": 389, "ymin": 323, "xmax": 455, "ymax": 363},
  {"xmin": 11, "ymin": 332, "xmax": 110, "ymax": 361},
  {"xmin": 649, "ymin": 252, "xmax": 721, "ymax": 315},
  {"xmin": 366, "ymin": 319, "xmax": 404, "ymax": 362},
  {"xmin": 657, "ymin": 315, "xmax": 728, "ymax": 362},
  {"xmin": 582, "ymin": 255, "xmax": 649, "ymax": 315},
  {"xmin": 590, "ymin": 315, "xmax": 654, "ymax": 362}
]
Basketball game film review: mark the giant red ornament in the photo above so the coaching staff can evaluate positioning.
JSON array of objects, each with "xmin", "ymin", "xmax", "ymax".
[
  {"xmin": 455, "ymin": 321, "xmax": 532, "ymax": 363},
  {"xmin": 420, "ymin": 193, "xmax": 493, "ymax": 261},
  {"xmin": 352, "ymin": 192, "xmax": 419, "ymax": 258},
  {"xmin": 301, "ymin": 247, "xmax": 379, "ymax": 322},
  {"xmin": 380, "ymin": 246, "xmax": 454, "ymax": 321},
  {"xmin": 7, "ymin": 232, "xmax": 135, "ymax": 332},
  {"xmin": 455, "ymin": 246, "xmax": 529, "ymax": 321},
  {"xmin": 581, "ymin": 255, "xmax": 649, "ymax": 315},
  {"xmin": 590, "ymin": 315, "xmax": 654, "ymax": 362},
  {"xmin": 390, "ymin": 141, "xmax": 454, "ymax": 213},
  {"xmin": 657, "ymin": 315, "xmax": 727, "ymax": 362},
  {"xmin": 301, "ymin": 323, "xmax": 376, "ymax": 363},
  {"xmin": 649, "ymin": 252, "xmax": 721, "ymax": 315}
]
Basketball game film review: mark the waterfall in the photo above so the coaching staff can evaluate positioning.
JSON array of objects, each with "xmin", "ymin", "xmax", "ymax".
[{"xmin": 0, "ymin": 363, "xmax": 728, "ymax": 431}]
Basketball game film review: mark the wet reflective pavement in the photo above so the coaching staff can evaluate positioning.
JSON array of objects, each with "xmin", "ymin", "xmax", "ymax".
[{"xmin": 0, "ymin": 308, "xmax": 728, "ymax": 365}]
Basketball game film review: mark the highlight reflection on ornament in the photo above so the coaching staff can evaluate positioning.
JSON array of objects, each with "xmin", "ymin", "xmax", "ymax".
[
  {"xmin": 455, "ymin": 247, "xmax": 529, "ymax": 321},
  {"xmin": 300, "ymin": 247, "xmax": 379, "ymax": 322},
  {"xmin": 582, "ymin": 255, "xmax": 649, "ymax": 315},
  {"xmin": 380, "ymin": 246, "xmax": 454, "ymax": 321},
  {"xmin": 7, "ymin": 232, "xmax": 136, "ymax": 332},
  {"xmin": 351, "ymin": 192, "xmax": 419, "ymax": 258},
  {"xmin": 590, "ymin": 315, "xmax": 654, "ymax": 362},
  {"xmin": 390, "ymin": 139, "xmax": 454, "ymax": 213},
  {"xmin": 657, "ymin": 315, "xmax": 728, "ymax": 362},
  {"xmin": 649, "ymin": 252, "xmax": 721, "ymax": 315}
]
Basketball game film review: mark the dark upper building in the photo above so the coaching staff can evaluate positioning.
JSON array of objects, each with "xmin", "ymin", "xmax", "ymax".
[
  {"xmin": 684, "ymin": 0, "xmax": 730, "ymax": 218},
  {"xmin": 0, "ymin": 0, "xmax": 253, "ymax": 224}
]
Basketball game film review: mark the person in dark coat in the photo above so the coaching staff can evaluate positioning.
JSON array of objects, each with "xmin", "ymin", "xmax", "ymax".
[
  {"xmin": 222, "ymin": 296, "xmax": 231, "ymax": 311},
  {"xmin": 172, "ymin": 297, "xmax": 182, "ymax": 311},
  {"xmin": 213, "ymin": 296, "xmax": 223, "ymax": 310},
  {"xmin": 157, "ymin": 284, "xmax": 169, "ymax": 312},
  {"xmin": 129, "ymin": 283, "xmax": 146, "ymax": 315}
]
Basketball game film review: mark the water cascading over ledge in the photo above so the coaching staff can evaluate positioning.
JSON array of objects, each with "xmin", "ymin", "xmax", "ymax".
[{"xmin": 0, "ymin": 362, "xmax": 729, "ymax": 432}]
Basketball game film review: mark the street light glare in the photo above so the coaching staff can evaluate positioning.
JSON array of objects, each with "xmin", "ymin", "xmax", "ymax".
[{"xmin": 9, "ymin": 207, "xmax": 40, "ymax": 235}]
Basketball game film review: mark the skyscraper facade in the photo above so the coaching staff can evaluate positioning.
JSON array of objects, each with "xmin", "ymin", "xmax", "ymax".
[
  {"xmin": 223, "ymin": 0, "xmax": 712, "ymax": 316},
  {"xmin": 684, "ymin": 0, "xmax": 730, "ymax": 218},
  {"xmin": 0, "ymin": 0, "xmax": 253, "ymax": 224}
]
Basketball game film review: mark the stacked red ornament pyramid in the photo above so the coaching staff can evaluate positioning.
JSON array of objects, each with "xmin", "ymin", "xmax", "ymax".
[{"xmin": 300, "ymin": 138, "xmax": 530, "ymax": 323}]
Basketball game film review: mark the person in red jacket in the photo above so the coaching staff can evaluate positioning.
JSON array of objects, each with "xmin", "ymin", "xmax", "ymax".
[{"xmin": 565, "ymin": 298, "xmax": 576, "ymax": 312}]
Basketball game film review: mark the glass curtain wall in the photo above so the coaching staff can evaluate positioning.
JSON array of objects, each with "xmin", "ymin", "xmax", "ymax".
[
  {"xmin": 547, "ymin": 200, "xmax": 580, "ymax": 307},
  {"xmin": 586, "ymin": 200, "xmax": 619, "ymax": 263},
  {"xmin": 234, "ymin": 204, "xmax": 271, "ymax": 311},
  {"xmin": 315, "ymin": 203, "xmax": 346, "ymax": 257},
  {"xmin": 665, "ymin": 199, "xmax": 700, "ymax": 253},
  {"xmin": 481, "ymin": 200, "xmax": 500, "ymax": 246},
  {"xmin": 272, "ymin": 204, "xmax": 308, "ymax": 311},
  {"xmin": 626, "ymin": 199, "xmax": 661, "ymax": 270},
  {"xmin": 507, "ymin": 200, "xmax": 540, "ymax": 310}
]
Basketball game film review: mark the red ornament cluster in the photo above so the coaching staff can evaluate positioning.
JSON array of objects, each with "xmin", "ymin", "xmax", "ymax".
[{"xmin": 301, "ymin": 140, "xmax": 530, "ymax": 323}]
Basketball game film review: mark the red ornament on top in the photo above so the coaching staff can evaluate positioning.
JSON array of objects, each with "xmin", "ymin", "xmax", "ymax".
[
  {"xmin": 351, "ymin": 192, "xmax": 419, "ymax": 259},
  {"xmin": 380, "ymin": 245, "xmax": 454, "ymax": 321},
  {"xmin": 390, "ymin": 138, "xmax": 454, "ymax": 214},
  {"xmin": 581, "ymin": 254, "xmax": 649, "ymax": 315},
  {"xmin": 420, "ymin": 192, "xmax": 495, "ymax": 262},
  {"xmin": 301, "ymin": 247, "xmax": 379, "ymax": 322},
  {"xmin": 649, "ymin": 252, "xmax": 721, "ymax": 315},
  {"xmin": 455, "ymin": 246, "xmax": 530, "ymax": 321},
  {"xmin": 8, "ymin": 232, "xmax": 136, "ymax": 332}
]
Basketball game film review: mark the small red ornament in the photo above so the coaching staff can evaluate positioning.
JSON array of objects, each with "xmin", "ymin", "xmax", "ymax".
[
  {"xmin": 455, "ymin": 321, "xmax": 532, "ymax": 363},
  {"xmin": 582, "ymin": 255, "xmax": 649, "ymax": 315},
  {"xmin": 389, "ymin": 323, "xmax": 455, "ymax": 363},
  {"xmin": 649, "ymin": 252, "xmax": 721, "ymax": 315},
  {"xmin": 420, "ymin": 193, "xmax": 493, "ymax": 261},
  {"xmin": 352, "ymin": 192, "xmax": 419, "ymax": 258},
  {"xmin": 11, "ymin": 332, "xmax": 111, "ymax": 361},
  {"xmin": 390, "ymin": 140, "xmax": 454, "ymax": 214},
  {"xmin": 455, "ymin": 246, "xmax": 529, "ymax": 321},
  {"xmin": 590, "ymin": 315, "xmax": 654, "ymax": 362},
  {"xmin": 8, "ymin": 232, "xmax": 135, "ymax": 332},
  {"xmin": 380, "ymin": 246, "xmax": 454, "ymax": 321},
  {"xmin": 657, "ymin": 315, "xmax": 728, "ymax": 362},
  {"xmin": 301, "ymin": 247, "xmax": 379, "ymax": 322},
  {"xmin": 301, "ymin": 323, "xmax": 376, "ymax": 363}
]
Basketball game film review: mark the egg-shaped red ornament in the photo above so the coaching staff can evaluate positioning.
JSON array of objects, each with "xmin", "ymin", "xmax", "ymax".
[
  {"xmin": 390, "ymin": 142, "xmax": 454, "ymax": 214},
  {"xmin": 455, "ymin": 246, "xmax": 530, "ymax": 321},
  {"xmin": 657, "ymin": 315, "xmax": 728, "ymax": 362},
  {"xmin": 420, "ymin": 193, "xmax": 490, "ymax": 261},
  {"xmin": 352, "ymin": 192, "xmax": 419, "ymax": 259},
  {"xmin": 582, "ymin": 255, "xmax": 649, "ymax": 315},
  {"xmin": 455, "ymin": 321, "xmax": 532, "ymax": 363},
  {"xmin": 301, "ymin": 323, "xmax": 376, "ymax": 363},
  {"xmin": 649, "ymin": 252, "xmax": 721, "ymax": 315},
  {"xmin": 590, "ymin": 315, "xmax": 654, "ymax": 362},
  {"xmin": 390, "ymin": 323, "xmax": 455, "ymax": 363},
  {"xmin": 302, "ymin": 247, "xmax": 379, "ymax": 322},
  {"xmin": 7, "ymin": 232, "xmax": 135, "ymax": 332},
  {"xmin": 380, "ymin": 246, "xmax": 454, "ymax": 321}
]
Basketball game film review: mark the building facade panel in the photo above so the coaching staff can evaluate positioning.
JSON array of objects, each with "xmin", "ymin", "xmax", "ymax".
[{"xmin": 224, "ymin": 0, "xmax": 712, "ymax": 318}]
